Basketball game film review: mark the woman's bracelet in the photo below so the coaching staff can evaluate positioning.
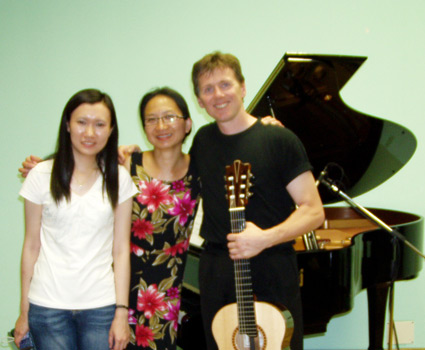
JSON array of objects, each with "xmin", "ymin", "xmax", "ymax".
[{"xmin": 116, "ymin": 304, "xmax": 129, "ymax": 310}]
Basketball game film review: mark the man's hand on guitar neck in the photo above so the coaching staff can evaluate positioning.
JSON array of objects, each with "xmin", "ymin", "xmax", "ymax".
[{"xmin": 227, "ymin": 222, "xmax": 272, "ymax": 260}]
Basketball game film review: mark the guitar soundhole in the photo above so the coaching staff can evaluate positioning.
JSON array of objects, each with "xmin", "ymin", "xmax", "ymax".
[{"xmin": 232, "ymin": 326, "xmax": 267, "ymax": 350}]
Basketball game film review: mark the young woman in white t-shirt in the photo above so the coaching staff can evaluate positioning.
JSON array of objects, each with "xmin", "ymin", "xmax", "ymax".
[{"xmin": 14, "ymin": 89, "xmax": 137, "ymax": 350}]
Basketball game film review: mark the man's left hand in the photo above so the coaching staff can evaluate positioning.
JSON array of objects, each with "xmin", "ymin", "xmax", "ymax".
[
  {"xmin": 261, "ymin": 116, "xmax": 284, "ymax": 127},
  {"xmin": 227, "ymin": 222, "xmax": 269, "ymax": 259}
]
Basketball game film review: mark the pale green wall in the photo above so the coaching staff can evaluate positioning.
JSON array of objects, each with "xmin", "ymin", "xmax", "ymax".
[{"xmin": 1, "ymin": 1, "xmax": 424, "ymax": 349}]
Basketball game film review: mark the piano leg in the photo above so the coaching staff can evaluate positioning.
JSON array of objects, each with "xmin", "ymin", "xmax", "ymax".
[{"xmin": 367, "ymin": 282, "xmax": 391, "ymax": 350}]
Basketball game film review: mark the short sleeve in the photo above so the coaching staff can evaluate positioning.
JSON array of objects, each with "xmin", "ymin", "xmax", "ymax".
[
  {"xmin": 118, "ymin": 165, "xmax": 138, "ymax": 204},
  {"xmin": 273, "ymin": 128, "xmax": 312, "ymax": 186},
  {"xmin": 19, "ymin": 160, "xmax": 53, "ymax": 204}
]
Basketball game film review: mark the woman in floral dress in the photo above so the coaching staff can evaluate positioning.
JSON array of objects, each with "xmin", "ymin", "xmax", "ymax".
[{"xmin": 123, "ymin": 87, "xmax": 200, "ymax": 350}]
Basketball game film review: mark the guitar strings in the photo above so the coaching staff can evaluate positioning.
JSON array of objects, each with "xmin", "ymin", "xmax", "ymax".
[{"xmin": 231, "ymin": 209, "xmax": 258, "ymax": 336}]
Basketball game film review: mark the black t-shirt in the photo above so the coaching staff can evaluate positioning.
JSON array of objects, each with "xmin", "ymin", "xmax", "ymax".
[{"xmin": 190, "ymin": 118, "xmax": 312, "ymax": 245}]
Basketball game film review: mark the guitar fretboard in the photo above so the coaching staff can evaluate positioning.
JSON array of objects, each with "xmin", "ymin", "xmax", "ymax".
[{"xmin": 231, "ymin": 208, "xmax": 258, "ymax": 338}]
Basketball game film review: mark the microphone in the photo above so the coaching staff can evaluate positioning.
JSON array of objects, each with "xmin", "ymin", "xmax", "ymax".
[{"xmin": 315, "ymin": 165, "xmax": 329, "ymax": 186}]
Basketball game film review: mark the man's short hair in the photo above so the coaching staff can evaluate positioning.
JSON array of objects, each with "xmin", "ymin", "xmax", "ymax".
[{"xmin": 192, "ymin": 51, "xmax": 245, "ymax": 97}]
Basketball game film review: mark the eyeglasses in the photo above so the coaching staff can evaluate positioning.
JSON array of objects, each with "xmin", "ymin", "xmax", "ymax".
[{"xmin": 145, "ymin": 114, "xmax": 185, "ymax": 126}]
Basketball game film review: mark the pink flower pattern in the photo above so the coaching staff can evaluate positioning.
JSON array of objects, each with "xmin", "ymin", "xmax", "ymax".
[
  {"xmin": 167, "ymin": 287, "xmax": 180, "ymax": 300},
  {"xmin": 128, "ymin": 154, "xmax": 200, "ymax": 349},
  {"xmin": 135, "ymin": 324, "xmax": 154, "ymax": 347},
  {"xmin": 132, "ymin": 218, "xmax": 154, "ymax": 240},
  {"xmin": 137, "ymin": 179, "xmax": 172, "ymax": 213},
  {"xmin": 164, "ymin": 300, "xmax": 181, "ymax": 331},
  {"xmin": 168, "ymin": 191, "xmax": 197, "ymax": 226},
  {"xmin": 130, "ymin": 243, "xmax": 144, "ymax": 257},
  {"xmin": 172, "ymin": 180, "xmax": 186, "ymax": 192},
  {"xmin": 128, "ymin": 308, "xmax": 137, "ymax": 325},
  {"xmin": 164, "ymin": 240, "xmax": 188, "ymax": 257},
  {"xmin": 137, "ymin": 284, "xmax": 167, "ymax": 319}
]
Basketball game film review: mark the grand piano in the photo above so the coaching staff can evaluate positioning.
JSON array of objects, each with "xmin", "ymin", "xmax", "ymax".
[{"xmin": 177, "ymin": 53, "xmax": 424, "ymax": 350}]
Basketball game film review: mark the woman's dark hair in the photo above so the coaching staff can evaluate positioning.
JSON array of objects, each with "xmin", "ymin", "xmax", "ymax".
[
  {"xmin": 139, "ymin": 87, "xmax": 192, "ymax": 140},
  {"xmin": 50, "ymin": 88, "xmax": 119, "ymax": 208}
]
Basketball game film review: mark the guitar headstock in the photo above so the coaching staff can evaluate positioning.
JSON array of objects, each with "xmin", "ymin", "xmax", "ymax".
[{"xmin": 225, "ymin": 160, "xmax": 252, "ymax": 209}]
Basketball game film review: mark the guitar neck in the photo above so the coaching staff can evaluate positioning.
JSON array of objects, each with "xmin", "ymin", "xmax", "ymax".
[{"xmin": 230, "ymin": 208, "xmax": 258, "ymax": 337}]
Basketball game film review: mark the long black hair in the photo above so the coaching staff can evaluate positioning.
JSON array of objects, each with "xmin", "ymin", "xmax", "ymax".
[{"xmin": 50, "ymin": 88, "xmax": 119, "ymax": 208}]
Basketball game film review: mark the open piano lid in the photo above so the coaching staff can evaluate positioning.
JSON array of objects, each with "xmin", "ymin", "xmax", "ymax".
[{"xmin": 247, "ymin": 53, "xmax": 417, "ymax": 204}]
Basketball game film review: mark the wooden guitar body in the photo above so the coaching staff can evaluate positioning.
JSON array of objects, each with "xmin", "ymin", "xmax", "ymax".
[{"xmin": 212, "ymin": 301, "xmax": 293, "ymax": 350}]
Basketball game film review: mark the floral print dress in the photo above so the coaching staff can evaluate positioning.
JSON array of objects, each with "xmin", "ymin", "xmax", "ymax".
[{"xmin": 127, "ymin": 152, "xmax": 200, "ymax": 350}]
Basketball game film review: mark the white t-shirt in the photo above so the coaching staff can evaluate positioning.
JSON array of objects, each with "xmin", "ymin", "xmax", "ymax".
[{"xmin": 19, "ymin": 160, "xmax": 138, "ymax": 310}]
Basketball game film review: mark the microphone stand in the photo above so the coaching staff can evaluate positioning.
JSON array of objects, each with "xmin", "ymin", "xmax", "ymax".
[
  {"xmin": 319, "ymin": 176, "xmax": 424, "ymax": 350},
  {"xmin": 319, "ymin": 177, "xmax": 425, "ymax": 259}
]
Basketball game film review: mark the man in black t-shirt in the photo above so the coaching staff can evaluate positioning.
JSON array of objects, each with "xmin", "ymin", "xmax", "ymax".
[{"xmin": 190, "ymin": 51, "xmax": 324, "ymax": 350}]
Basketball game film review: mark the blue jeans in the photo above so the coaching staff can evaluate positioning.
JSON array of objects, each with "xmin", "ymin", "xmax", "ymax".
[{"xmin": 28, "ymin": 303, "xmax": 115, "ymax": 350}]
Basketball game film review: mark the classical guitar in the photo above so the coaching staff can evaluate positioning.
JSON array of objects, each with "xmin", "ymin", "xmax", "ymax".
[{"xmin": 212, "ymin": 160, "xmax": 293, "ymax": 350}]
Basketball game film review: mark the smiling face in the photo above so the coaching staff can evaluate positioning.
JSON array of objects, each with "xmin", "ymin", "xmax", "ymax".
[
  {"xmin": 196, "ymin": 67, "xmax": 246, "ymax": 125},
  {"xmin": 67, "ymin": 102, "xmax": 113, "ymax": 160},
  {"xmin": 143, "ymin": 94, "xmax": 192, "ymax": 150}
]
